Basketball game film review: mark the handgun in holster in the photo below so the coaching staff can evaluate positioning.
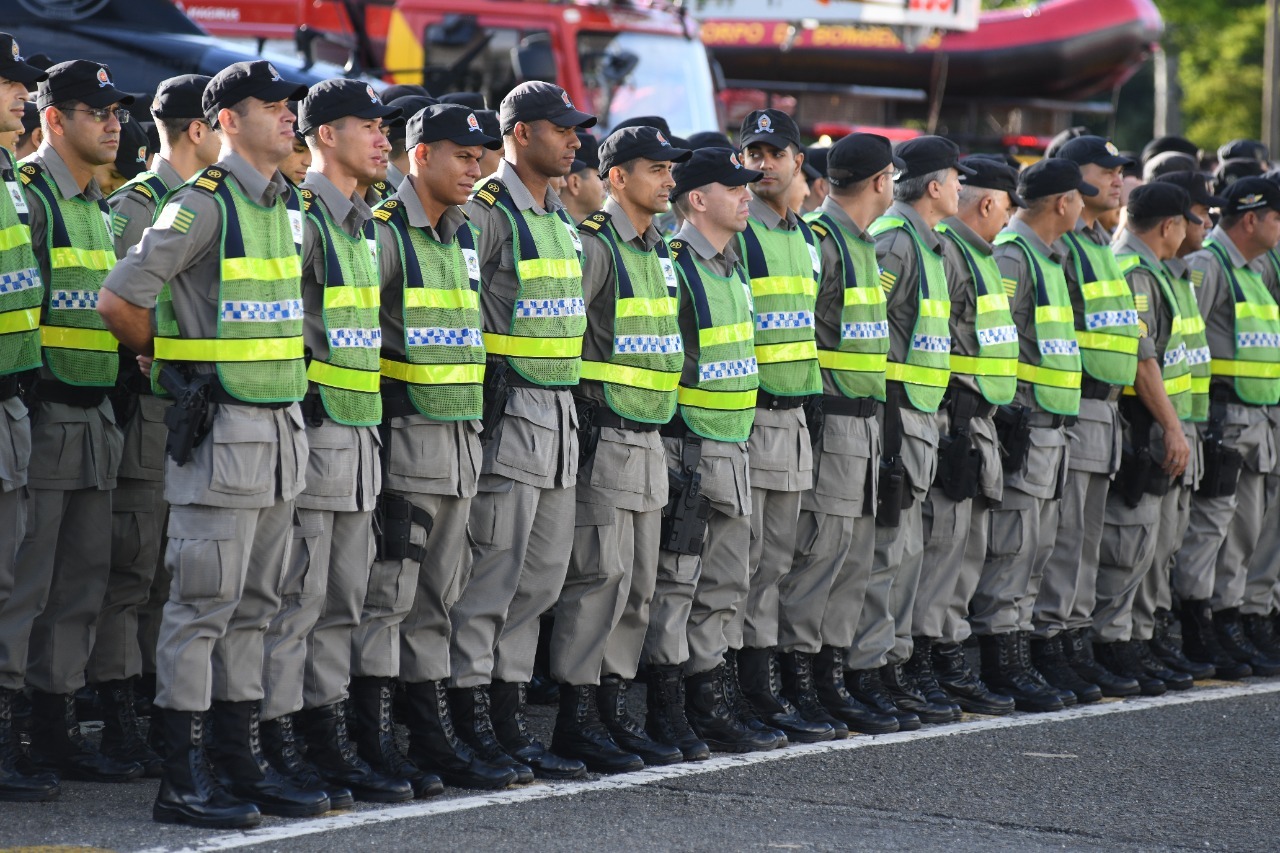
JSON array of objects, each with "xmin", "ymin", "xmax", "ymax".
[
  {"xmin": 1116, "ymin": 401, "xmax": 1169, "ymax": 507},
  {"xmin": 661, "ymin": 434, "xmax": 711, "ymax": 556},
  {"xmin": 875, "ymin": 455, "xmax": 908, "ymax": 528},
  {"xmin": 994, "ymin": 404, "xmax": 1033, "ymax": 474},
  {"xmin": 1196, "ymin": 391, "xmax": 1244, "ymax": 498},
  {"xmin": 935, "ymin": 426, "xmax": 982, "ymax": 502},
  {"xmin": 157, "ymin": 366, "xmax": 215, "ymax": 467},
  {"xmin": 480, "ymin": 362, "xmax": 511, "ymax": 445},
  {"xmin": 804, "ymin": 395, "xmax": 825, "ymax": 446},
  {"xmin": 575, "ymin": 399, "xmax": 601, "ymax": 466},
  {"xmin": 374, "ymin": 492, "xmax": 434, "ymax": 562}
]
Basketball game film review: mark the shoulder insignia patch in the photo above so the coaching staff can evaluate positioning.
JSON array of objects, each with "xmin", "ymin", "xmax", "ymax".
[
  {"xmin": 372, "ymin": 199, "xmax": 397, "ymax": 222},
  {"xmin": 132, "ymin": 182, "xmax": 153, "ymax": 200},
  {"xmin": 1133, "ymin": 293, "xmax": 1149, "ymax": 313},
  {"xmin": 1002, "ymin": 277, "xmax": 1018, "ymax": 298},
  {"xmin": 154, "ymin": 202, "xmax": 196, "ymax": 234},
  {"xmin": 809, "ymin": 222, "xmax": 828, "ymax": 238},
  {"xmin": 1190, "ymin": 269, "xmax": 1205, "ymax": 287},
  {"xmin": 110, "ymin": 212, "xmax": 129, "ymax": 238},
  {"xmin": 1137, "ymin": 318, "xmax": 1149, "ymax": 337},
  {"xmin": 879, "ymin": 269, "xmax": 897, "ymax": 292}
]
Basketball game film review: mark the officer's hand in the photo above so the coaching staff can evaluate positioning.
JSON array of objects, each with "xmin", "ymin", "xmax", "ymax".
[
  {"xmin": 1163, "ymin": 427, "xmax": 1190, "ymax": 478},
  {"xmin": 137, "ymin": 354, "xmax": 153, "ymax": 378}
]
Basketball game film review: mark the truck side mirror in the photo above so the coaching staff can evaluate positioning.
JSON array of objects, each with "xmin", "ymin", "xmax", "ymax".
[{"xmin": 513, "ymin": 34, "xmax": 557, "ymax": 84}]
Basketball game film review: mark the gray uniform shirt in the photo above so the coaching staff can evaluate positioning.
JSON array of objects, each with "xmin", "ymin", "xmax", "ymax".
[{"xmin": 109, "ymin": 157, "xmax": 183, "ymax": 256}]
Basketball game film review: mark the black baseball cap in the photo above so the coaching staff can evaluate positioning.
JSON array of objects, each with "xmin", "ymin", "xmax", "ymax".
[
  {"xmin": 1222, "ymin": 177, "xmax": 1280, "ymax": 215},
  {"xmin": 1215, "ymin": 157, "xmax": 1266, "ymax": 195},
  {"xmin": 572, "ymin": 131, "xmax": 600, "ymax": 173},
  {"xmin": 613, "ymin": 115, "xmax": 672, "ymax": 137},
  {"xmin": 405, "ymin": 103, "xmax": 500, "ymax": 150},
  {"xmin": 19, "ymin": 101, "xmax": 38, "ymax": 135},
  {"xmin": 739, "ymin": 109, "xmax": 801, "ymax": 152},
  {"xmin": 804, "ymin": 146, "xmax": 829, "ymax": 179},
  {"xmin": 1044, "ymin": 126, "xmax": 1090, "ymax": 158},
  {"xmin": 826, "ymin": 133, "xmax": 903, "ymax": 187},
  {"xmin": 0, "ymin": 34, "xmax": 48, "ymax": 89},
  {"xmin": 1218, "ymin": 139, "xmax": 1269, "ymax": 164},
  {"xmin": 387, "ymin": 95, "xmax": 439, "ymax": 143},
  {"xmin": 439, "ymin": 91, "xmax": 485, "ymax": 110},
  {"xmin": 37, "ymin": 60, "xmax": 135, "ymax": 110},
  {"xmin": 499, "ymin": 81, "xmax": 596, "ymax": 134},
  {"xmin": 114, "ymin": 118, "xmax": 150, "ymax": 182},
  {"xmin": 598, "ymin": 126, "xmax": 691, "ymax": 176},
  {"xmin": 1154, "ymin": 170, "xmax": 1227, "ymax": 209},
  {"xmin": 686, "ymin": 130, "xmax": 733, "ymax": 150},
  {"xmin": 1143, "ymin": 151, "xmax": 1199, "ymax": 181},
  {"xmin": 151, "ymin": 74, "xmax": 212, "ymax": 120},
  {"xmin": 894, "ymin": 136, "xmax": 975, "ymax": 180},
  {"xmin": 203, "ymin": 60, "xmax": 307, "ymax": 125},
  {"xmin": 1057, "ymin": 135, "xmax": 1134, "ymax": 169},
  {"xmin": 672, "ymin": 147, "xmax": 762, "ymax": 200},
  {"xmin": 298, "ymin": 79, "xmax": 401, "ymax": 135},
  {"xmin": 1017, "ymin": 157, "xmax": 1100, "ymax": 200},
  {"xmin": 475, "ymin": 109, "xmax": 500, "ymax": 141},
  {"xmin": 1141, "ymin": 134, "xmax": 1198, "ymax": 165},
  {"xmin": 960, "ymin": 155, "xmax": 1026, "ymax": 208},
  {"xmin": 1127, "ymin": 182, "xmax": 1202, "ymax": 225},
  {"xmin": 381, "ymin": 84, "xmax": 431, "ymax": 103}
]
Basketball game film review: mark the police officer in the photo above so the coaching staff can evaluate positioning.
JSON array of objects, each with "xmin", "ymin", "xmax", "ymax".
[
  {"xmin": 384, "ymin": 94, "xmax": 438, "ymax": 190},
  {"xmin": 0, "ymin": 59, "xmax": 132, "ymax": 785},
  {"xmin": 980, "ymin": 158, "xmax": 1087, "ymax": 712},
  {"xmin": 735, "ymin": 109, "xmax": 832, "ymax": 743},
  {"xmin": 644, "ymin": 147, "xmax": 774, "ymax": 755},
  {"xmin": 254, "ymin": 79, "xmax": 413, "ymax": 806},
  {"xmin": 801, "ymin": 145, "xmax": 829, "ymax": 214},
  {"xmin": 780, "ymin": 133, "xmax": 901, "ymax": 736},
  {"xmin": 1174, "ymin": 177, "xmax": 1280, "ymax": 676},
  {"xmin": 99, "ymin": 60, "xmax": 326, "ymax": 827},
  {"xmin": 0, "ymin": 34, "xmax": 57, "ymax": 804},
  {"xmin": 1095, "ymin": 183, "xmax": 1198, "ymax": 694},
  {"xmin": 560, "ymin": 132, "xmax": 604, "ymax": 225},
  {"xmin": 1030, "ymin": 136, "xmax": 1144, "ymax": 699},
  {"xmin": 913, "ymin": 156, "xmax": 1024, "ymax": 716},
  {"xmin": 551, "ymin": 126, "xmax": 690, "ymax": 771},
  {"xmin": 860, "ymin": 136, "xmax": 970, "ymax": 724},
  {"xmin": 361, "ymin": 103, "xmax": 515, "ymax": 791},
  {"xmin": 447, "ymin": 80, "xmax": 594, "ymax": 781}
]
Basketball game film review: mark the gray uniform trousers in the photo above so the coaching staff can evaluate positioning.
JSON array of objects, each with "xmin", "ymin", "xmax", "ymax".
[
  {"xmin": 154, "ymin": 403, "xmax": 307, "ymax": 713},
  {"xmin": 971, "ymin": 425, "xmax": 1068, "ymax": 636},
  {"xmin": 353, "ymin": 416, "xmax": 481, "ymax": 684},
  {"xmin": 1033, "ymin": 398, "xmax": 1121, "ymax": 638},
  {"xmin": 0, "ymin": 397, "xmax": 29, "ymax": 684},
  {"xmin": 847, "ymin": 405, "xmax": 937, "ymax": 670},
  {"xmin": 1242, "ymin": 408, "xmax": 1280, "ymax": 615},
  {"xmin": 780, "ymin": 409, "xmax": 878, "ymax": 655},
  {"xmin": 915, "ymin": 412, "xmax": 1002, "ymax": 641},
  {"xmin": 644, "ymin": 435, "xmax": 751, "ymax": 675},
  {"xmin": 1174, "ymin": 403, "xmax": 1274, "ymax": 607},
  {"xmin": 262, "ymin": 419, "xmax": 379, "ymax": 720},
  {"xmin": 88, "ymin": 393, "xmax": 168, "ymax": 684},
  {"xmin": 0, "ymin": 399, "xmax": 121, "ymax": 694},
  {"xmin": 1133, "ymin": 422, "xmax": 1200, "ymax": 639},
  {"xmin": 449, "ymin": 387, "xmax": 577, "ymax": 688},
  {"xmin": 553, "ymin": 427, "xmax": 666, "ymax": 685},
  {"xmin": 740, "ymin": 406, "xmax": 813, "ymax": 650}
]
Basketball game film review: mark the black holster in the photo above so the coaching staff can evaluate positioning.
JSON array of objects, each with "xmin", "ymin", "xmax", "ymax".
[
  {"xmin": 875, "ymin": 391, "xmax": 911, "ymax": 527},
  {"xmin": 661, "ymin": 434, "xmax": 711, "ymax": 556},
  {"xmin": 157, "ymin": 366, "xmax": 215, "ymax": 467},
  {"xmin": 575, "ymin": 399, "xmax": 601, "ymax": 466},
  {"xmin": 1116, "ymin": 401, "xmax": 1170, "ymax": 507},
  {"xmin": 935, "ymin": 428, "xmax": 982, "ymax": 502},
  {"xmin": 373, "ymin": 492, "xmax": 434, "ymax": 563},
  {"xmin": 1196, "ymin": 391, "xmax": 1244, "ymax": 499},
  {"xmin": 804, "ymin": 395, "xmax": 825, "ymax": 446},
  {"xmin": 480, "ymin": 362, "xmax": 512, "ymax": 445},
  {"xmin": 994, "ymin": 404, "xmax": 1033, "ymax": 474}
]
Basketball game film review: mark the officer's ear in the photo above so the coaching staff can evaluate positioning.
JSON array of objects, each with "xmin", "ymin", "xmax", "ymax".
[
  {"xmin": 411, "ymin": 142, "xmax": 430, "ymax": 170},
  {"xmin": 511, "ymin": 120, "xmax": 534, "ymax": 150},
  {"xmin": 792, "ymin": 148, "xmax": 804, "ymax": 177}
]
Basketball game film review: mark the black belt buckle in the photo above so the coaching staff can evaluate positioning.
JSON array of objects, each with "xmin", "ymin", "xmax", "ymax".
[{"xmin": 821, "ymin": 395, "xmax": 877, "ymax": 418}]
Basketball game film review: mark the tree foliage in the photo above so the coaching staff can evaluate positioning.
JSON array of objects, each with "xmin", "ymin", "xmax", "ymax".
[{"xmin": 1164, "ymin": 0, "xmax": 1265, "ymax": 148}]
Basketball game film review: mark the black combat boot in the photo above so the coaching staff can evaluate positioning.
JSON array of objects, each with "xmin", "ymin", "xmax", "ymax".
[
  {"xmin": 448, "ymin": 686, "xmax": 534, "ymax": 784},
  {"xmin": 977, "ymin": 633, "xmax": 1063, "ymax": 713},
  {"xmin": 97, "ymin": 679, "xmax": 163, "ymax": 777},
  {"xmin": 810, "ymin": 647, "xmax": 897, "ymax": 734},
  {"xmin": 551, "ymin": 685, "xmax": 644, "ymax": 774},
  {"xmin": 1093, "ymin": 641, "xmax": 1167, "ymax": 696},
  {"xmin": 902, "ymin": 638, "xmax": 961, "ymax": 719},
  {"xmin": 845, "ymin": 668, "xmax": 922, "ymax": 731},
  {"xmin": 1241, "ymin": 613, "xmax": 1280, "ymax": 663},
  {"xmin": 684, "ymin": 666, "xmax": 778, "ymax": 754},
  {"xmin": 1214, "ymin": 608, "xmax": 1280, "ymax": 676},
  {"xmin": 736, "ymin": 647, "xmax": 835, "ymax": 743},
  {"xmin": 644, "ymin": 665, "xmax": 710, "ymax": 761},
  {"xmin": 489, "ymin": 681, "xmax": 586, "ymax": 780},
  {"xmin": 931, "ymin": 641, "xmax": 1014, "ymax": 716},
  {"xmin": 1131, "ymin": 640, "xmax": 1193, "ymax": 690},
  {"xmin": 152, "ymin": 709, "xmax": 260, "ymax": 829},
  {"xmin": 1062, "ymin": 628, "xmax": 1139, "ymax": 698},
  {"xmin": 348, "ymin": 678, "xmax": 445, "ymax": 798},
  {"xmin": 1149, "ymin": 609, "xmax": 1215, "ymax": 679},
  {"xmin": 724, "ymin": 650, "xmax": 787, "ymax": 747},
  {"xmin": 598, "ymin": 675, "xmax": 682, "ymax": 765},
  {"xmin": 778, "ymin": 651, "xmax": 848, "ymax": 739},
  {"xmin": 1026, "ymin": 635, "xmax": 1090, "ymax": 705},
  {"xmin": 387, "ymin": 680, "xmax": 508, "ymax": 791},
  {"xmin": 27, "ymin": 690, "xmax": 143, "ymax": 782},
  {"xmin": 205, "ymin": 700, "xmax": 331, "ymax": 817},
  {"xmin": 879, "ymin": 662, "xmax": 957, "ymax": 724},
  {"xmin": 1179, "ymin": 599, "xmax": 1251, "ymax": 679},
  {"xmin": 296, "ymin": 702, "xmax": 414, "ymax": 803},
  {"xmin": 259, "ymin": 713, "xmax": 353, "ymax": 809},
  {"xmin": 0, "ymin": 686, "xmax": 59, "ymax": 802}
]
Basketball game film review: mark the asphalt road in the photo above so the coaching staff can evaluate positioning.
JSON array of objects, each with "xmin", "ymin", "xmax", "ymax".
[{"xmin": 2, "ymin": 679, "xmax": 1278, "ymax": 852}]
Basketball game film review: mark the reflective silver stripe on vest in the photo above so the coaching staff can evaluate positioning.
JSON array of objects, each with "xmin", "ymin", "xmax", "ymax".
[
  {"xmin": 48, "ymin": 289, "xmax": 99, "ymax": 309},
  {"xmin": 700, "ymin": 357, "xmax": 760, "ymax": 382},
  {"xmin": 406, "ymin": 327, "xmax": 484, "ymax": 347},
  {"xmin": 221, "ymin": 299, "xmax": 304, "ymax": 322},
  {"xmin": 756, "ymin": 310, "xmax": 814, "ymax": 330},
  {"xmin": 329, "ymin": 327, "xmax": 382, "ymax": 348},
  {"xmin": 513, "ymin": 297, "xmax": 586, "ymax": 318},
  {"xmin": 1085, "ymin": 309, "xmax": 1139, "ymax": 329}
]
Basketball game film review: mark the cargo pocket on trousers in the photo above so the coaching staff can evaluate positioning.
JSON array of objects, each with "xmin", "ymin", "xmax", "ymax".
[
  {"xmin": 110, "ymin": 486, "xmax": 155, "ymax": 570},
  {"xmin": 292, "ymin": 509, "xmax": 329, "ymax": 598},
  {"xmin": 494, "ymin": 394, "xmax": 559, "ymax": 479},
  {"xmin": 167, "ymin": 506, "xmax": 239, "ymax": 601},
  {"xmin": 364, "ymin": 548, "xmax": 417, "ymax": 614},
  {"xmin": 303, "ymin": 432, "xmax": 358, "ymax": 499},
  {"xmin": 209, "ymin": 414, "xmax": 276, "ymax": 497},
  {"xmin": 1099, "ymin": 497, "xmax": 1159, "ymax": 569},
  {"xmin": 986, "ymin": 508, "xmax": 1024, "ymax": 559},
  {"xmin": 468, "ymin": 486, "xmax": 515, "ymax": 551},
  {"xmin": 569, "ymin": 502, "xmax": 618, "ymax": 581}
]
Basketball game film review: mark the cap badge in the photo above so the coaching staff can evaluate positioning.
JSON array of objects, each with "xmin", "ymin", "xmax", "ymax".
[
  {"xmin": 366, "ymin": 85, "xmax": 379, "ymax": 104},
  {"xmin": 467, "ymin": 112, "xmax": 480, "ymax": 132},
  {"xmin": 267, "ymin": 64, "xmax": 282, "ymax": 82},
  {"xmin": 1239, "ymin": 193, "xmax": 1264, "ymax": 207},
  {"xmin": 137, "ymin": 146, "xmax": 147, "ymax": 163},
  {"xmin": 561, "ymin": 91, "xmax": 574, "ymax": 109},
  {"xmin": 11, "ymin": 40, "xmax": 20, "ymax": 61},
  {"xmin": 756, "ymin": 114, "xmax": 772, "ymax": 133},
  {"xmin": 656, "ymin": 131, "xmax": 670, "ymax": 147},
  {"xmin": 96, "ymin": 67, "xmax": 111, "ymax": 88},
  {"xmin": 729, "ymin": 152, "xmax": 742, "ymax": 169},
  {"xmin": 1105, "ymin": 141, "xmax": 1119, "ymax": 156}
]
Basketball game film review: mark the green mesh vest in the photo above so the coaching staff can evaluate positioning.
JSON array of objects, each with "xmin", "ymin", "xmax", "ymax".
[
  {"xmin": 869, "ymin": 214, "xmax": 952, "ymax": 412},
  {"xmin": 805, "ymin": 212, "xmax": 888, "ymax": 401},
  {"xmin": 1171, "ymin": 267, "xmax": 1211, "ymax": 421},
  {"xmin": 0, "ymin": 150, "xmax": 43, "ymax": 376},
  {"xmin": 995, "ymin": 232, "xmax": 1082, "ymax": 416},
  {"xmin": 1062, "ymin": 230, "xmax": 1140, "ymax": 386},
  {"xmin": 1116, "ymin": 253, "xmax": 1191, "ymax": 419},
  {"xmin": 473, "ymin": 179, "xmax": 585, "ymax": 386},
  {"xmin": 1203, "ymin": 239, "xmax": 1280, "ymax": 405},
  {"xmin": 937, "ymin": 224, "xmax": 1018, "ymax": 405},
  {"xmin": 739, "ymin": 216, "xmax": 821, "ymax": 396},
  {"xmin": 578, "ymin": 212, "xmax": 682, "ymax": 423},
  {"xmin": 20, "ymin": 161, "xmax": 118, "ymax": 387},
  {"xmin": 301, "ymin": 189, "xmax": 382, "ymax": 426},
  {"xmin": 152, "ymin": 167, "xmax": 307, "ymax": 404},
  {"xmin": 374, "ymin": 197, "xmax": 485, "ymax": 421},
  {"xmin": 669, "ymin": 237, "xmax": 758, "ymax": 442}
]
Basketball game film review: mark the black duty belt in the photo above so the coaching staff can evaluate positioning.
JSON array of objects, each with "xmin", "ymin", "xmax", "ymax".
[
  {"xmin": 591, "ymin": 409, "xmax": 661, "ymax": 432},
  {"xmin": 1080, "ymin": 377, "xmax": 1122, "ymax": 401},
  {"xmin": 31, "ymin": 379, "xmax": 108, "ymax": 408},
  {"xmin": 660, "ymin": 413, "xmax": 693, "ymax": 440},
  {"xmin": 756, "ymin": 390, "xmax": 807, "ymax": 410},
  {"xmin": 1210, "ymin": 382, "xmax": 1264, "ymax": 409},
  {"xmin": 820, "ymin": 395, "xmax": 878, "ymax": 418},
  {"xmin": 885, "ymin": 379, "xmax": 932, "ymax": 413},
  {"xmin": 1026, "ymin": 412, "xmax": 1077, "ymax": 428},
  {"xmin": 380, "ymin": 381, "xmax": 419, "ymax": 421},
  {"xmin": 946, "ymin": 385, "xmax": 997, "ymax": 420},
  {"xmin": 0, "ymin": 373, "xmax": 22, "ymax": 402}
]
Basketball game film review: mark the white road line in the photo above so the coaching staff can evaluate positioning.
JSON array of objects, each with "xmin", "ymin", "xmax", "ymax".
[{"xmin": 137, "ymin": 679, "xmax": 1280, "ymax": 853}]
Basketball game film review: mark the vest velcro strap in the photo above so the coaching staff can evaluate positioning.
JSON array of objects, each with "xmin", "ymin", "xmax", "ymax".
[
  {"xmin": 678, "ymin": 385, "xmax": 758, "ymax": 411},
  {"xmin": 750, "ymin": 275, "xmax": 817, "ymax": 298},
  {"xmin": 40, "ymin": 325, "xmax": 117, "ymax": 352},
  {"xmin": 221, "ymin": 255, "xmax": 302, "ymax": 282},
  {"xmin": 949, "ymin": 354, "xmax": 1018, "ymax": 377},
  {"xmin": 323, "ymin": 285, "xmax": 380, "ymax": 310},
  {"xmin": 1076, "ymin": 330, "xmax": 1141, "ymax": 355},
  {"xmin": 0, "ymin": 307, "xmax": 41, "ymax": 336},
  {"xmin": 817, "ymin": 349, "xmax": 886, "ymax": 373},
  {"xmin": 755, "ymin": 340, "xmax": 818, "ymax": 365},
  {"xmin": 1018, "ymin": 361, "xmax": 1082, "ymax": 389},
  {"xmin": 483, "ymin": 332, "xmax": 582, "ymax": 359},
  {"xmin": 306, "ymin": 358, "xmax": 381, "ymax": 393},
  {"xmin": 379, "ymin": 358, "xmax": 485, "ymax": 385},
  {"xmin": 1210, "ymin": 358, "xmax": 1280, "ymax": 379},
  {"xmin": 579, "ymin": 360, "xmax": 680, "ymax": 391},
  {"xmin": 885, "ymin": 361, "xmax": 950, "ymax": 387},
  {"xmin": 153, "ymin": 335, "xmax": 305, "ymax": 362},
  {"xmin": 516, "ymin": 257, "xmax": 581, "ymax": 280},
  {"xmin": 50, "ymin": 246, "xmax": 113, "ymax": 271}
]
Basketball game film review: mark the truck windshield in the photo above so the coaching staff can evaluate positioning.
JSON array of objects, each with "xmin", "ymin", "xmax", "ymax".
[{"xmin": 578, "ymin": 31, "xmax": 718, "ymax": 137}]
